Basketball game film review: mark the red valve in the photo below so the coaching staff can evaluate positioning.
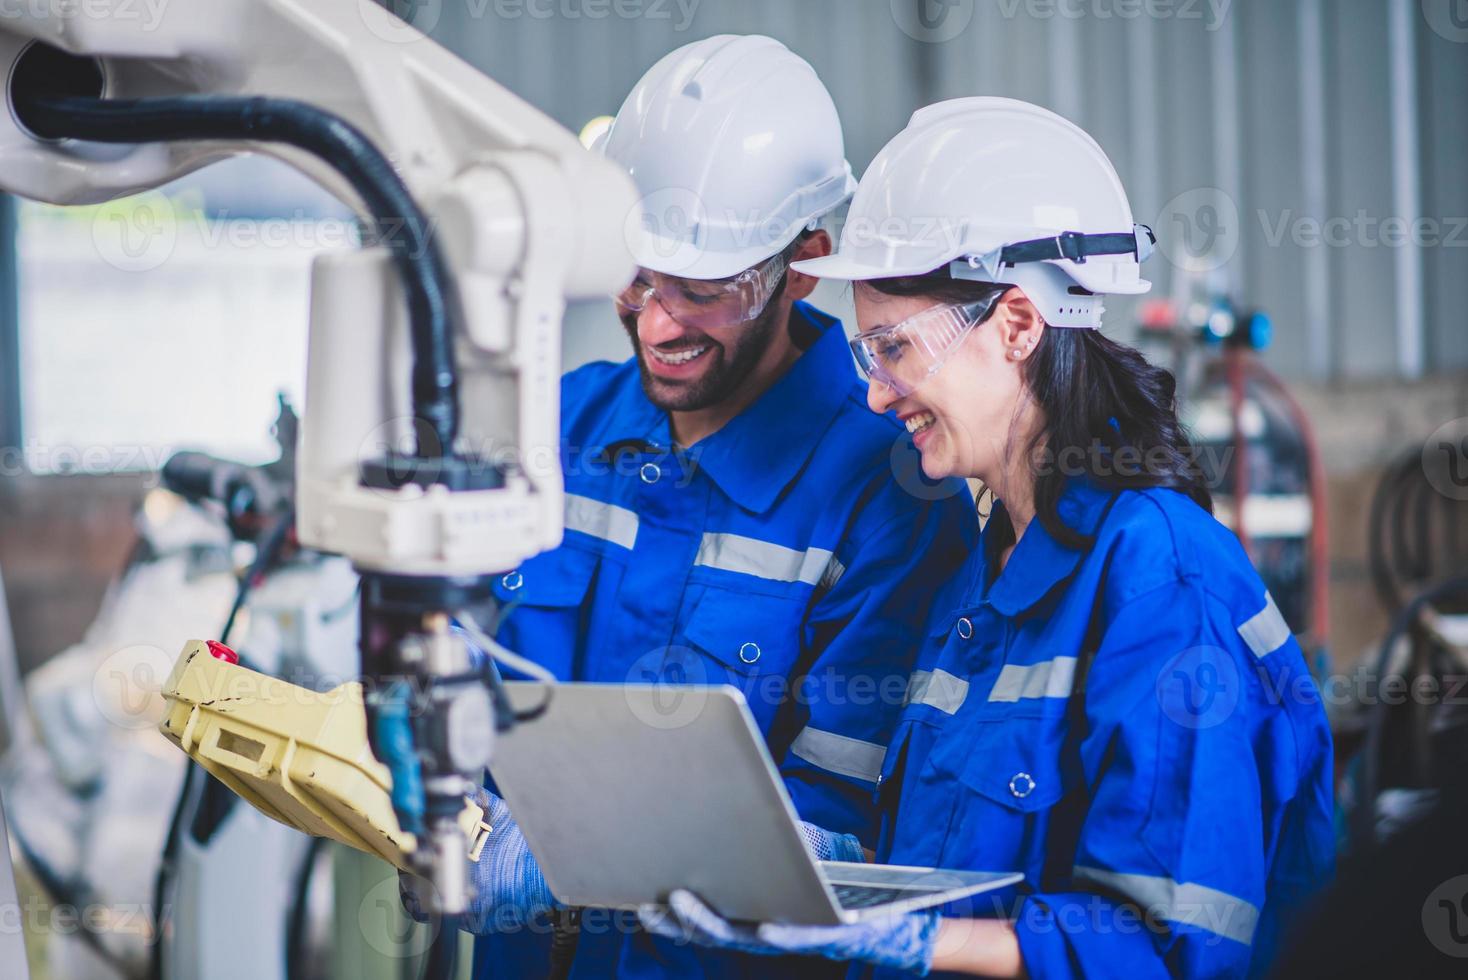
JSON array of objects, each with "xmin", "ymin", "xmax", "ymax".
[{"xmin": 206, "ymin": 640, "xmax": 239, "ymax": 665}]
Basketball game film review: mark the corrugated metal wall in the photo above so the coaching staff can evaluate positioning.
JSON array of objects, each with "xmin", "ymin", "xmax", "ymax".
[{"xmin": 424, "ymin": 0, "xmax": 1468, "ymax": 381}]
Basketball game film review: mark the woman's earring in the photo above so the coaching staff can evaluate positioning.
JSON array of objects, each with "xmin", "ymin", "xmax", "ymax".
[{"xmin": 1011, "ymin": 349, "xmax": 1023, "ymax": 360}]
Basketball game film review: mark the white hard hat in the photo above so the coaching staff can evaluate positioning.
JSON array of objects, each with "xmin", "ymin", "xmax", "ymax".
[
  {"xmin": 793, "ymin": 97, "xmax": 1155, "ymax": 328},
  {"xmin": 601, "ymin": 35, "xmax": 857, "ymax": 280}
]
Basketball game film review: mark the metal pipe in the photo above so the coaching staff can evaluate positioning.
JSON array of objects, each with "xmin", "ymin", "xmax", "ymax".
[
  {"xmin": 0, "ymin": 194, "xmax": 20, "ymax": 454},
  {"xmin": 1297, "ymin": 0, "xmax": 1332, "ymax": 380},
  {"xmin": 1388, "ymin": 0, "xmax": 1425, "ymax": 379}
]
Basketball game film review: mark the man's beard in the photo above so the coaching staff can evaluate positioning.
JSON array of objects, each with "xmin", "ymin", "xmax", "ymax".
[{"xmin": 620, "ymin": 300, "xmax": 784, "ymax": 413}]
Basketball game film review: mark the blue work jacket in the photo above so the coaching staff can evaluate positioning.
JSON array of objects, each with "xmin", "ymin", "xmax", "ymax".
[
  {"xmin": 473, "ymin": 302, "xmax": 978, "ymax": 979},
  {"xmin": 873, "ymin": 479, "xmax": 1335, "ymax": 979}
]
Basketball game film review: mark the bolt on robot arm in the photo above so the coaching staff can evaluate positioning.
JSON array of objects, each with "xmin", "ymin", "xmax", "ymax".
[{"xmin": 0, "ymin": 0, "xmax": 637, "ymax": 914}]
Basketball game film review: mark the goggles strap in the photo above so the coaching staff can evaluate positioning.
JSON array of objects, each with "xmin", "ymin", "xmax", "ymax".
[{"xmin": 998, "ymin": 224, "xmax": 1155, "ymax": 266}]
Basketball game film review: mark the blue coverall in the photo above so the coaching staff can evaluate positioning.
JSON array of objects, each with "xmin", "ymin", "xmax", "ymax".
[
  {"xmin": 473, "ymin": 301, "xmax": 979, "ymax": 978},
  {"xmin": 872, "ymin": 478, "xmax": 1335, "ymax": 978}
]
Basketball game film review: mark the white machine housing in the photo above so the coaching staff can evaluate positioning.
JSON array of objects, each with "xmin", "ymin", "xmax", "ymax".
[{"xmin": 0, "ymin": 0, "xmax": 638, "ymax": 576}]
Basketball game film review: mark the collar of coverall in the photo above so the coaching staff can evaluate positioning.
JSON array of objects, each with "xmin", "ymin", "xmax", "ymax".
[
  {"xmin": 978, "ymin": 477, "xmax": 1119, "ymax": 619},
  {"xmin": 614, "ymin": 300, "xmax": 852, "ymax": 515}
]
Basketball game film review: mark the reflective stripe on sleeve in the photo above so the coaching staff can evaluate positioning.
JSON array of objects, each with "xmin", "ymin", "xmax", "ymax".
[
  {"xmin": 564, "ymin": 494, "xmax": 639, "ymax": 550},
  {"xmin": 695, "ymin": 532, "xmax": 841, "ymax": 587},
  {"xmin": 1072, "ymin": 865, "xmax": 1260, "ymax": 946},
  {"xmin": 1238, "ymin": 592, "xmax": 1292, "ymax": 659},
  {"xmin": 905, "ymin": 668, "xmax": 970, "ymax": 715},
  {"xmin": 788, "ymin": 726, "xmax": 885, "ymax": 783},
  {"xmin": 988, "ymin": 656, "xmax": 1078, "ymax": 703}
]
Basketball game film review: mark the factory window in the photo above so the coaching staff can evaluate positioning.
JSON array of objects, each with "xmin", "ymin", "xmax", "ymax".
[{"xmin": 13, "ymin": 156, "xmax": 357, "ymax": 474}]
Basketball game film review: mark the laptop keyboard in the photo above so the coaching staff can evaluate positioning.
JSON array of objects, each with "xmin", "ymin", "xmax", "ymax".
[{"xmin": 833, "ymin": 883, "xmax": 923, "ymax": 911}]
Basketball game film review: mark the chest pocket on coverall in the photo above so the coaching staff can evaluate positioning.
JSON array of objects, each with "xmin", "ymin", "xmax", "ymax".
[{"xmin": 682, "ymin": 587, "xmax": 808, "ymax": 733}]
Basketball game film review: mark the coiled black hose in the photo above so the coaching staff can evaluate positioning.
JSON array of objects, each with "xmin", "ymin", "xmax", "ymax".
[
  {"xmin": 14, "ymin": 92, "xmax": 461, "ymax": 457},
  {"xmin": 1355, "ymin": 574, "xmax": 1468, "ymax": 851}
]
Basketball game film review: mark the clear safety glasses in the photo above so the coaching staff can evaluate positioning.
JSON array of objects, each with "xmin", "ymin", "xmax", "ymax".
[
  {"xmin": 849, "ymin": 294, "xmax": 1003, "ymax": 398},
  {"xmin": 614, "ymin": 253, "xmax": 788, "ymax": 330}
]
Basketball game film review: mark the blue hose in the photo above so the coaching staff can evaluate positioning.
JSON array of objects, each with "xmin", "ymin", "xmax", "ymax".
[{"xmin": 374, "ymin": 680, "xmax": 426, "ymax": 838}]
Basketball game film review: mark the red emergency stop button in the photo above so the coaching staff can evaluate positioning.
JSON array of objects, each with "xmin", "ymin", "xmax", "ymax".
[{"xmin": 206, "ymin": 640, "xmax": 239, "ymax": 665}]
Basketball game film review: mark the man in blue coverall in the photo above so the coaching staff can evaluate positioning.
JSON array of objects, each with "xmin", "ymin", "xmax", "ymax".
[{"xmin": 464, "ymin": 34, "xmax": 979, "ymax": 980}]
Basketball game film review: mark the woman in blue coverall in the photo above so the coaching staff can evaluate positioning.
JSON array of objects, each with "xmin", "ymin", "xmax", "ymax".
[{"xmin": 637, "ymin": 98, "xmax": 1336, "ymax": 978}]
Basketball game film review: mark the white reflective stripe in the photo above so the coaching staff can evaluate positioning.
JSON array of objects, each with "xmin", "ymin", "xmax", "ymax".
[
  {"xmin": 789, "ymin": 726, "xmax": 885, "ymax": 783},
  {"xmin": 1073, "ymin": 866, "xmax": 1260, "ymax": 946},
  {"xmin": 696, "ymin": 532, "xmax": 838, "ymax": 587},
  {"xmin": 563, "ymin": 494, "xmax": 638, "ymax": 550},
  {"xmin": 905, "ymin": 668, "xmax": 970, "ymax": 715},
  {"xmin": 988, "ymin": 656, "xmax": 1077, "ymax": 703},
  {"xmin": 1238, "ymin": 592, "xmax": 1292, "ymax": 659}
]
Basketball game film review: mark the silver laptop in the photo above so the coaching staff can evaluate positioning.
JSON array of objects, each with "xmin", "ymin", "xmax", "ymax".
[{"xmin": 490, "ymin": 682, "xmax": 1022, "ymax": 925}]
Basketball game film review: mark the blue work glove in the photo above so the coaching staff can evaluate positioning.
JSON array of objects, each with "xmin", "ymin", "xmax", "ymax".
[
  {"xmin": 640, "ymin": 889, "xmax": 941, "ymax": 975},
  {"xmin": 399, "ymin": 786, "xmax": 560, "ymax": 934},
  {"xmin": 798, "ymin": 821, "xmax": 866, "ymax": 863}
]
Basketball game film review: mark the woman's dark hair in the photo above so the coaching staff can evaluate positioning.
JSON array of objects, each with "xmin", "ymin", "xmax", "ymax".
[{"xmin": 863, "ymin": 271, "xmax": 1212, "ymax": 550}]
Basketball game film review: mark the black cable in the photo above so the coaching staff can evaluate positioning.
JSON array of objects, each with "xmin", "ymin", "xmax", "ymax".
[
  {"xmin": 220, "ymin": 506, "xmax": 296, "ymax": 647},
  {"xmin": 548, "ymin": 907, "xmax": 583, "ymax": 980},
  {"xmin": 15, "ymin": 93, "xmax": 461, "ymax": 457},
  {"xmin": 146, "ymin": 759, "xmax": 205, "ymax": 980},
  {"xmin": 284, "ymin": 836, "xmax": 327, "ymax": 980},
  {"xmin": 149, "ymin": 508, "xmax": 296, "ymax": 980},
  {"xmin": 421, "ymin": 915, "xmax": 459, "ymax": 980}
]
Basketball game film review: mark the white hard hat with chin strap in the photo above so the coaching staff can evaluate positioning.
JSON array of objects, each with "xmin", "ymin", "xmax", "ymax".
[
  {"xmin": 599, "ymin": 34, "xmax": 857, "ymax": 281},
  {"xmin": 792, "ymin": 97, "xmax": 1155, "ymax": 328}
]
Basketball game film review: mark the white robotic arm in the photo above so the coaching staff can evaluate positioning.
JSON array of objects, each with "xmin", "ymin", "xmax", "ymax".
[
  {"xmin": 0, "ymin": 0, "xmax": 637, "ymax": 914},
  {"xmin": 2, "ymin": 0, "xmax": 636, "ymax": 571}
]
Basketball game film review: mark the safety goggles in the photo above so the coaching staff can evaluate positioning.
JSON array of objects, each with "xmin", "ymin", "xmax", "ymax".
[
  {"xmin": 849, "ymin": 294, "xmax": 1003, "ymax": 397},
  {"xmin": 614, "ymin": 253, "xmax": 788, "ymax": 330}
]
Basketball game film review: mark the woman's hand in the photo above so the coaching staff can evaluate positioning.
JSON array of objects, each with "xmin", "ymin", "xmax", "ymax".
[
  {"xmin": 639, "ymin": 889, "xmax": 942, "ymax": 974},
  {"xmin": 398, "ymin": 786, "xmax": 560, "ymax": 933},
  {"xmin": 929, "ymin": 917, "xmax": 1025, "ymax": 978},
  {"xmin": 639, "ymin": 891, "xmax": 1027, "ymax": 978}
]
